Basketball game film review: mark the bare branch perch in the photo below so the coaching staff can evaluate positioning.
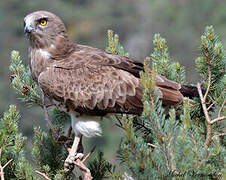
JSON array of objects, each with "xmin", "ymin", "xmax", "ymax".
[
  {"xmin": 197, "ymin": 83, "xmax": 226, "ymax": 147},
  {"xmin": 74, "ymin": 159, "xmax": 92, "ymax": 180},
  {"xmin": 197, "ymin": 83, "xmax": 212, "ymax": 147},
  {"xmin": 82, "ymin": 146, "xmax": 96, "ymax": 163},
  {"xmin": 214, "ymin": 133, "xmax": 226, "ymax": 137},
  {"xmin": 210, "ymin": 116, "xmax": 226, "ymax": 125},
  {"xmin": 35, "ymin": 170, "xmax": 51, "ymax": 180},
  {"xmin": 218, "ymin": 100, "xmax": 225, "ymax": 118},
  {"xmin": 0, "ymin": 148, "xmax": 13, "ymax": 180},
  {"xmin": 147, "ymin": 143, "xmax": 158, "ymax": 149}
]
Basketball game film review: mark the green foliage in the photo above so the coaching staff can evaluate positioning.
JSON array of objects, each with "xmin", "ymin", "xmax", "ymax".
[
  {"xmin": 2, "ymin": 25, "xmax": 225, "ymax": 179},
  {"xmin": 9, "ymin": 51, "xmax": 74, "ymax": 178},
  {"xmin": 0, "ymin": 105, "xmax": 35, "ymax": 179},
  {"xmin": 32, "ymin": 108, "xmax": 73, "ymax": 179},
  {"xmin": 9, "ymin": 51, "xmax": 74, "ymax": 179},
  {"xmin": 151, "ymin": 34, "xmax": 186, "ymax": 84},
  {"xmin": 88, "ymin": 151, "xmax": 115, "ymax": 179},
  {"xmin": 105, "ymin": 30, "xmax": 129, "ymax": 57},
  {"xmin": 195, "ymin": 25, "xmax": 225, "ymax": 105},
  {"xmin": 9, "ymin": 51, "xmax": 42, "ymax": 107},
  {"xmin": 8, "ymin": 49, "xmax": 115, "ymax": 179},
  {"xmin": 117, "ymin": 27, "xmax": 225, "ymax": 179}
]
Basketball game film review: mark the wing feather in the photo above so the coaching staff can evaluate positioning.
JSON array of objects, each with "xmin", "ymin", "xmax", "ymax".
[
  {"xmin": 38, "ymin": 64, "xmax": 143, "ymax": 114},
  {"xmin": 38, "ymin": 44, "xmax": 183, "ymax": 115}
]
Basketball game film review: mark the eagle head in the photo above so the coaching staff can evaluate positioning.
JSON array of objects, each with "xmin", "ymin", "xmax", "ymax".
[{"xmin": 24, "ymin": 11, "xmax": 67, "ymax": 48}]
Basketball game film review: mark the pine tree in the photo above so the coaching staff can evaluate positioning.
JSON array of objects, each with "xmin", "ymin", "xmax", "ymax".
[
  {"xmin": 116, "ymin": 26, "xmax": 225, "ymax": 180},
  {"xmin": 0, "ymin": 26, "xmax": 225, "ymax": 180},
  {"xmin": 0, "ymin": 105, "xmax": 35, "ymax": 180}
]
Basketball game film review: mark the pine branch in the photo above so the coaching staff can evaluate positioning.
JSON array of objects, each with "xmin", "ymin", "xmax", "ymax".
[
  {"xmin": 151, "ymin": 34, "xmax": 186, "ymax": 83},
  {"xmin": 88, "ymin": 151, "xmax": 115, "ymax": 180},
  {"xmin": 195, "ymin": 26, "xmax": 226, "ymax": 147},
  {"xmin": 197, "ymin": 83, "xmax": 226, "ymax": 146},
  {"xmin": 0, "ymin": 149, "xmax": 13, "ymax": 180},
  {"xmin": 117, "ymin": 26, "xmax": 225, "ymax": 179},
  {"xmin": 82, "ymin": 146, "xmax": 96, "ymax": 163},
  {"xmin": 210, "ymin": 116, "xmax": 226, "ymax": 125},
  {"xmin": 106, "ymin": 30, "xmax": 129, "ymax": 57},
  {"xmin": 41, "ymin": 90, "xmax": 59, "ymax": 138},
  {"xmin": 197, "ymin": 83, "xmax": 212, "ymax": 147},
  {"xmin": 35, "ymin": 170, "xmax": 51, "ymax": 180},
  {"xmin": 5, "ymin": 25, "xmax": 224, "ymax": 179},
  {"xmin": 214, "ymin": 133, "xmax": 226, "ymax": 137},
  {"xmin": 10, "ymin": 51, "xmax": 42, "ymax": 107},
  {"xmin": 0, "ymin": 105, "xmax": 35, "ymax": 179},
  {"xmin": 74, "ymin": 159, "xmax": 92, "ymax": 180}
]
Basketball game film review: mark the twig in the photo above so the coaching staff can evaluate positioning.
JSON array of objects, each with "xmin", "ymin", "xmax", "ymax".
[
  {"xmin": 149, "ymin": 93, "xmax": 170, "ymax": 171},
  {"xmin": 82, "ymin": 146, "xmax": 96, "ymax": 163},
  {"xmin": 147, "ymin": 143, "xmax": 158, "ymax": 149},
  {"xmin": 207, "ymin": 101, "xmax": 216, "ymax": 111},
  {"xmin": 218, "ymin": 100, "xmax": 225, "ymax": 118},
  {"xmin": 197, "ymin": 83, "xmax": 212, "ymax": 147},
  {"xmin": 0, "ymin": 148, "xmax": 13, "ymax": 180},
  {"xmin": 210, "ymin": 116, "xmax": 226, "ymax": 125},
  {"xmin": 35, "ymin": 170, "xmax": 51, "ymax": 180},
  {"xmin": 66, "ymin": 146, "xmax": 95, "ymax": 179},
  {"xmin": 19, "ymin": 164, "xmax": 25, "ymax": 179},
  {"xmin": 214, "ymin": 133, "xmax": 226, "ymax": 137},
  {"xmin": 189, "ymin": 128, "xmax": 199, "ymax": 167},
  {"xmin": 197, "ymin": 83, "xmax": 211, "ymax": 124},
  {"xmin": 0, "ymin": 159, "xmax": 13, "ymax": 180},
  {"xmin": 148, "ymin": 151, "xmax": 164, "ymax": 180},
  {"xmin": 206, "ymin": 95, "xmax": 224, "ymax": 111},
  {"xmin": 133, "ymin": 121, "xmax": 152, "ymax": 134},
  {"xmin": 168, "ymin": 145, "xmax": 178, "ymax": 177},
  {"xmin": 162, "ymin": 143, "xmax": 170, "ymax": 171},
  {"xmin": 197, "ymin": 42, "xmax": 226, "ymax": 147},
  {"xmin": 114, "ymin": 115, "xmax": 125, "ymax": 130},
  {"xmin": 73, "ymin": 159, "xmax": 88, "ymax": 172},
  {"xmin": 203, "ymin": 66, "xmax": 211, "ymax": 102},
  {"xmin": 203, "ymin": 48, "xmax": 212, "ymax": 102},
  {"xmin": 197, "ymin": 82, "xmax": 225, "ymax": 146},
  {"xmin": 73, "ymin": 159, "xmax": 92, "ymax": 180}
]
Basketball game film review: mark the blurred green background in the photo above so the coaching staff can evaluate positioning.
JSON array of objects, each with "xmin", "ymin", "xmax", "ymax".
[{"xmin": 0, "ymin": 0, "xmax": 225, "ymax": 165}]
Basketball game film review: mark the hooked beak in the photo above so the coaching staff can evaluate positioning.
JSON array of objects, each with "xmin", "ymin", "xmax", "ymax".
[{"xmin": 24, "ymin": 24, "xmax": 34, "ymax": 35}]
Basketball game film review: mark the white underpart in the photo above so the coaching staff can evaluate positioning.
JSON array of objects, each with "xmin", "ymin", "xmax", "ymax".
[
  {"xmin": 38, "ymin": 49, "xmax": 51, "ymax": 60},
  {"xmin": 52, "ymin": 96, "xmax": 102, "ymax": 137},
  {"xmin": 70, "ymin": 112, "xmax": 102, "ymax": 137}
]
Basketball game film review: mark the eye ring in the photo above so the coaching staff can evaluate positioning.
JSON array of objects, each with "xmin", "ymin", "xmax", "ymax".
[{"xmin": 39, "ymin": 19, "xmax": 47, "ymax": 26}]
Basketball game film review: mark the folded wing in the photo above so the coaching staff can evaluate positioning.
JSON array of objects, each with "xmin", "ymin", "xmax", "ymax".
[
  {"xmin": 38, "ymin": 62, "xmax": 144, "ymax": 115},
  {"xmin": 38, "ymin": 45, "xmax": 183, "ymax": 115}
]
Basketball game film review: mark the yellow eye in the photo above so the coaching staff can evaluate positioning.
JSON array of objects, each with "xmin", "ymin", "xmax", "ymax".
[{"xmin": 40, "ymin": 19, "xmax": 47, "ymax": 26}]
